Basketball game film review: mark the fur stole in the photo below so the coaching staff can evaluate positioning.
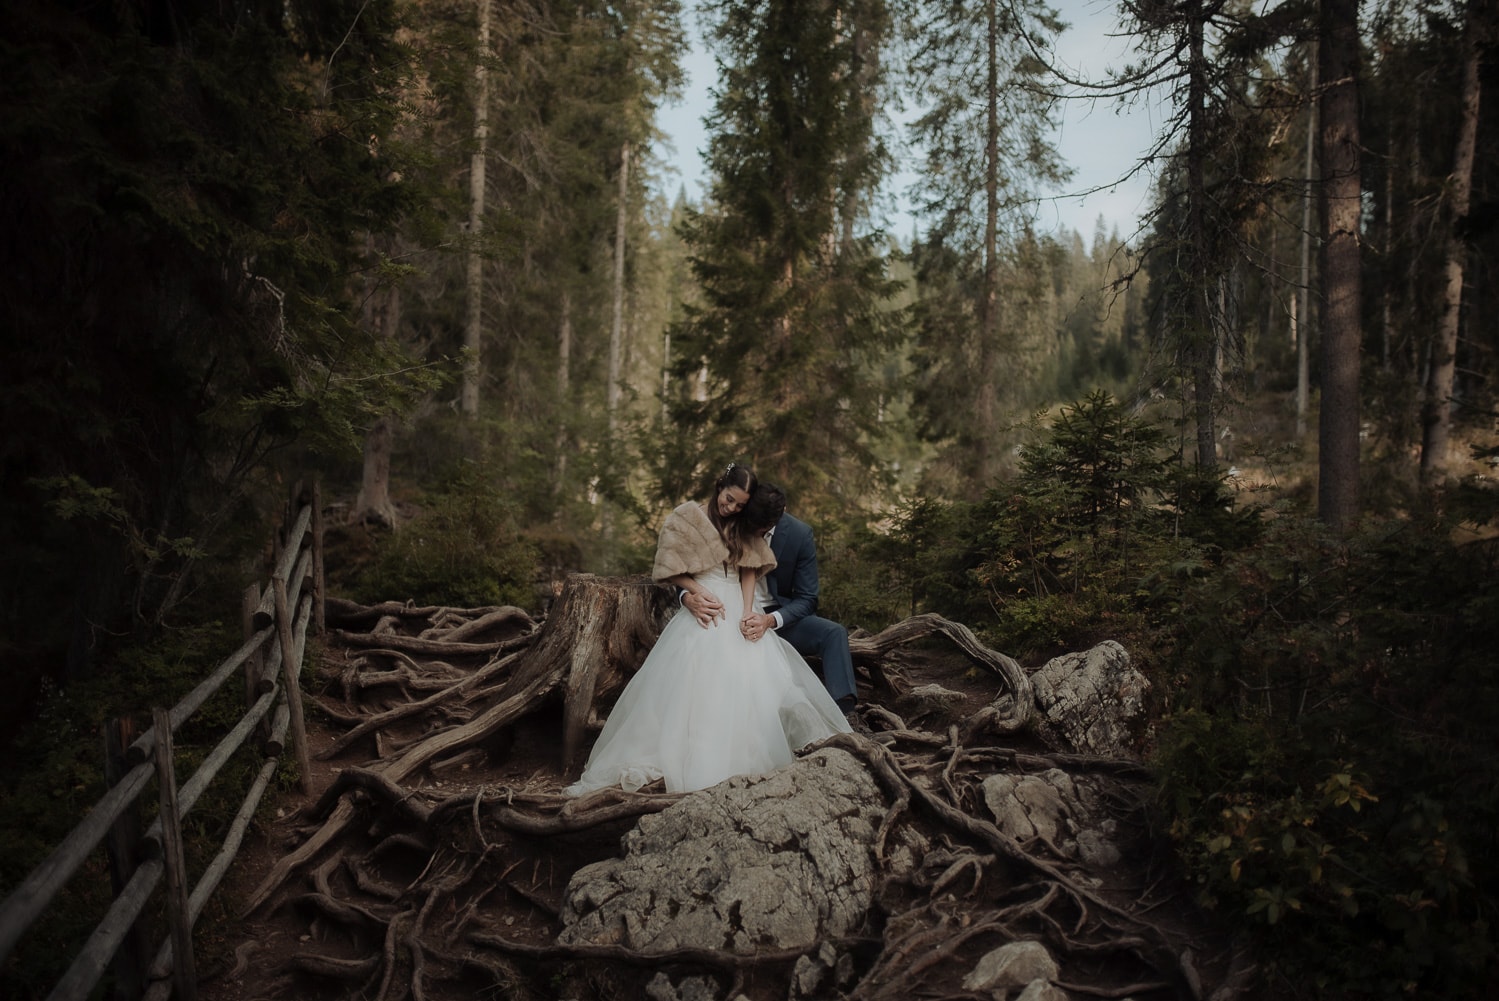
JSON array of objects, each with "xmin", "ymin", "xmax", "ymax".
[{"xmin": 651, "ymin": 501, "xmax": 776, "ymax": 581}]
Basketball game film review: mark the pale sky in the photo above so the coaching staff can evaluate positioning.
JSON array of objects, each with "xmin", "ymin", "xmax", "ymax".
[{"xmin": 651, "ymin": 0, "xmax": 1167, "ymax": 242}]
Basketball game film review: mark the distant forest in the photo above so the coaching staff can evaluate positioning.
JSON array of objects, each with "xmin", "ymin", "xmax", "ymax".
[{"xmin": 7, "ymin": 0, "xmax": 1496, "ymax": 669}]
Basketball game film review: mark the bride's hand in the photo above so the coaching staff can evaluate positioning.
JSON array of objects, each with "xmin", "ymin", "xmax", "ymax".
[{"xmin": 739, "ymin": 612, "xmax": 768, "ymax": 642}]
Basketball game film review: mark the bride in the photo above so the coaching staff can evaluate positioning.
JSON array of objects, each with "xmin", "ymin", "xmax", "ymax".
[{"xmin": 564, "ymin": 463, "xmax": 850, "ymax": 796}]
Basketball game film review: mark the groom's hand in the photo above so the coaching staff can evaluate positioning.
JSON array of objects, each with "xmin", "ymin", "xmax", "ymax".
[{"xmin": 683, "ymin": 590, "xmax": 725, "ymax": 627}]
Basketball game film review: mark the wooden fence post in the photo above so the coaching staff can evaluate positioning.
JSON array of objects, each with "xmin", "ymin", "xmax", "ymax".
[
  {"xmin": 311, "ymin": 481, "xmax": 326, "ymax": 636},
  {"xmin": 102, "ymin": 719, "xmax": 148, "ymax": 1001},
  {"xmin": 150, "ymin": 708, "xmax": 197, "ymax": 1001},
  {"xmin": 273, "ymin": 575, "xmax": 313, "ymax": 793}
]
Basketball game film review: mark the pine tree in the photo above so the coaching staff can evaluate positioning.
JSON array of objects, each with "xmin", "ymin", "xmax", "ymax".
[
  {"xmin": 0, "ymin": 0, "xmax": 433, "ymax": 702},
  {"xmin": 667, "ymin": 0, "xmax": 901, "ymax": 514},
  {"xmin": 899, "ymin": 0, "xmax": 1069, "ymax": 483}
]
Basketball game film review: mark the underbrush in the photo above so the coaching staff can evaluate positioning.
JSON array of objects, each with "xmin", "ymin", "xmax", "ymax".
[
  {"xmin": 340, "ymin": 472, "xmax": 542, "ymax": 610},
  {"xmin": 1152, "ymin": 519, "xmax": 1499, "ymax": 998},
  {"xmin": 825, "ymin": 392, "xmax": 1499, "ymax": 998},
  {"xmin": 0, "ymin": 620, "xmax": 299, "ymax": 997}
]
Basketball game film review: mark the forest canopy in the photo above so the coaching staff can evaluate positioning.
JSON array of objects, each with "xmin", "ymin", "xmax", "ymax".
[{"xmin": 2, "ymin": 0, "xmax": 1498, "ymax": 997}]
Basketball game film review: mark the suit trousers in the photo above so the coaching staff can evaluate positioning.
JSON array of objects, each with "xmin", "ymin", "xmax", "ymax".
[{"xmin": 778, "ymin": 613, "xmax": 857, "ymax": 709}]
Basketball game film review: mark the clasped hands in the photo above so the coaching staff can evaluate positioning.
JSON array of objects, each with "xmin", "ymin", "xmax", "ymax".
[{"xmin": 683, "ymin": 591, "xmax": 772, "ymax": 641}]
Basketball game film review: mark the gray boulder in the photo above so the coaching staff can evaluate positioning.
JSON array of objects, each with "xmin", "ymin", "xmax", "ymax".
[
  {"xmin": 559, "ymin": 747, "xmax": 889, "ymax": 954},
  {"xmin": 894, "ymin": 681, "xmax": 968, "ymax": 725},
  {"xmin": 1028, "ymin": 640, "xmax": 1148, "ymax": 757},
  {"xmin": 980, "ymin": 769, "xmax": 1122, "ymax": 868},
  {"xmin": 962, "ymin": 939, "xmax": 1060, "ymax": 992}
]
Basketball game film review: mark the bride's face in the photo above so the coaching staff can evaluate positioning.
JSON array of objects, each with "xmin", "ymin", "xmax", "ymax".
[{"xmin": 716, "ymin": 485, "xmax": 750, "ymax": 518}]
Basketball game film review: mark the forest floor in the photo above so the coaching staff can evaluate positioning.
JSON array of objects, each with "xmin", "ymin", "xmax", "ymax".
[
  {"xmin": 193, "ymin": 645, "xmax": 589, "ymax": 999},
  {"xmin": 192, "ymin": 631, "xmax": 1077, "ymax": 1001},
  {"xmin": 173, "ymin": 525, "xmax": 1226, "ymax": 1001}
]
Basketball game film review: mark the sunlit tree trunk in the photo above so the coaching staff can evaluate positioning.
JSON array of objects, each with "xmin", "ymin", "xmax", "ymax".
[
  {"xmin": 607, "ymin": 141, "xmax": 629, "ymax": 434},
  {"xmin": 1187, "ymin": 1, "xmax": 1217, "ymax": 470},
  {"xmin": 976, "ymin": 0, "xmax": 1001, "ymax": 478},
  {"xmin": 461, "ymin": 0, "xmax": 491, "ymax": 418},
  {"xmin": 1420, "ymin": 20, "xmax": 1480, "ymax": 484},
  {"xmin": 1296, "ymin": 53, "xmax": 1316, "ymax": 441},
  {"xmin": 1317, "ymin": 0, "xmax": 1363, "ymax": 532}
]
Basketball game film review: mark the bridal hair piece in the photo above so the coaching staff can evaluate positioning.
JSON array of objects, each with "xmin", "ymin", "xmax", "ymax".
[{"xmin": 725, "ymin": 462, "xmax": 736, "ymax": 475}]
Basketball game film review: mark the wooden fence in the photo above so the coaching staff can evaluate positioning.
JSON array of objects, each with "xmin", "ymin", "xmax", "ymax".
[{"xmin": 0, "ymin": 484, "xmax": 326, "ymax": 1001}]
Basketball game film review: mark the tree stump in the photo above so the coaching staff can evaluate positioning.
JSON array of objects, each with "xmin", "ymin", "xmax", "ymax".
[
  {"xmin": 371, "ymin": 572, "xmax": 671, "ymax": 778},
  {"xmin": 527, "ymin": 573, "xmax": 672, "ymax": 771}
]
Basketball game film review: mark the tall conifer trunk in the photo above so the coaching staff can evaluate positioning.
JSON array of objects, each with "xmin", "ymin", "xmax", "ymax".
[
  {"xmin": 1296, "ymin": 53, "xmax": 1316, "ymax": 441},
  {"xmin": 354, "ymin": 230, "xmax": 400, "ymax": 528},
  {"xmin": 1420, "ymin": 19, "xmax": 1481, "ymax": 483},
  {"xmin": 461, "ymin": 0, "xmax": 491, "ymax": 418},
  {"xmin": 607, "ymin": 141, "xmax": 630, "ymax": 434},
  {"xmin": 554, "ymin": 291, "xmax": 572, "ymax": 501},
  {"xmin": 977, "ymin": 0, "xmax": 1001, "ymax": 480},
  {"xmin": 1317, "ymin": 0, "xmax": 1363, "ymax": 531},
  {"xmin": 1187, "ymin": 0, "xmax": 1217, "ymax": 470}
]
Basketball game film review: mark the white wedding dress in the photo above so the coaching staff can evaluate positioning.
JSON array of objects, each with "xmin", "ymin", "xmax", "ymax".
[{"xmin": 564, "ymin": 565, "xmax": 851, "ymax": 795}]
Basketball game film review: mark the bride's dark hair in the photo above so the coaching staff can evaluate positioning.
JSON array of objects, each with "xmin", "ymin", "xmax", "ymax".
[{"xmin": 709, "ymin": 462, "xmax": 758, "ymax": 563}]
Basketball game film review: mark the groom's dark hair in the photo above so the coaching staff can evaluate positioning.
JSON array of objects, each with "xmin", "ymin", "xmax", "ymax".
[{"xmin": 743, "ymin": 483, "xmax": 787, "ymax": 533}]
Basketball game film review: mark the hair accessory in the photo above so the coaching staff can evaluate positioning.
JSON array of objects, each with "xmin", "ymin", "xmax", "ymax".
[{"xmin": 725, "ymin": 462, "xmax": 736, "ymax": 475}]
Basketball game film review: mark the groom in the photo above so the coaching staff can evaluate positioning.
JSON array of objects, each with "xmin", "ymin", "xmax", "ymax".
[{"xmin": 734, "ymin": 484, "xmax": 858, "ymax": 715}]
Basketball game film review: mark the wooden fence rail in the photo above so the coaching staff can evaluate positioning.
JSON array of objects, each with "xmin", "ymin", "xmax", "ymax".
[{"xmin": 0, "ymin": 483, "xmax": 326, "ymax": 1001}]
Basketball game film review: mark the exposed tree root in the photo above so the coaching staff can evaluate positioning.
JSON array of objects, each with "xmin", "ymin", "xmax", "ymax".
[
  {"xmin": 228, "ymin": 575, "xmax": 1238, "ymax": 1001},
  {"xmin": 316, "ymin": 650, "xmax": 525, "ymax": 759},
  {"xmin": 468, "ymin": 928, "xmax": 880, "ymax": 970},
  {"xmin": 331, "ymin": 629, "xmax": 532, "ymax": 657},
  {"xmin": 849, "ymin": 612, "xmax": 1032, "ymax": 727}
]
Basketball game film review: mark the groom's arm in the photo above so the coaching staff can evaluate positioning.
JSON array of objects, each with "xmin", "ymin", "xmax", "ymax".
[
  {"xmin": 774, "ymin": 526, "xmax": 820, "ymax": 628},
  {"xmin": 671, "ymin": 575, "xmax": 724, "ymax": 627}
]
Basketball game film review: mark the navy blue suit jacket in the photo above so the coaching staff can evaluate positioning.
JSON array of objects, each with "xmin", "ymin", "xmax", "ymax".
[{"xmin": 765, "ymin": 513, "xmax": 819, "ymax": 628}]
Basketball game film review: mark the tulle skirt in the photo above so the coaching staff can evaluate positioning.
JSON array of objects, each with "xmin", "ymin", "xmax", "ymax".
[{"xmin": 564, "ymin": 566, "xmax": 851, "ymax": 795}]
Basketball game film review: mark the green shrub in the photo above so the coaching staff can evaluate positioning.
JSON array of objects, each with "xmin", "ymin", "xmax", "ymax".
[
  {"xmin": 350, "ymin": 475, "xmax": 540, "ymax": 609},
  {"xmin": 0, "ymin": 618, "xmax": 259, "ymax": 996},
  {"xmin": 1156, "ymin": 710, "xmax": 1490, "ymax": 997},
  {"xmin": 833, "ymin": 395, "xmax": 1498, "ymax": 997},
  {"xmin": 1152, "ymin": 516, "xmax": 1499, "ymax": 998}
]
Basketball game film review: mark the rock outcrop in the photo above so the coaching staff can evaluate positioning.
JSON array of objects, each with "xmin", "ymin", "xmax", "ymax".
[
  {"xmin": 981, "ymin": 768, "xmax": 1123, "ymax": 869},
  {"xmin": 559, "ymin": 747, "xmax": 902, "ymax": 953},
  {"xmin": 1029, "ymin": 639, "xmax": 1148, "ymax": 757}
]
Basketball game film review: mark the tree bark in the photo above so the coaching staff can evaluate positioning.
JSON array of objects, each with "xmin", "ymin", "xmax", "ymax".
[
  {"xmin": 1296, "ymin": 50, "xmax": 1316, "ymax": 441},
  {"xmin": 977, "ymin": 0, "xmax": 1001, "ymax": 481},
  {"xmin": 554, "ymin": 290, "xmax": 572, "ymax": 503},
  {"xmin": 353, "ymin": 228, "xmax": 402, "ymax": 527},
  {"xmin": 460, "ymin": 0, "xmax": 491, "ymax": 418},
  {"xmin": 354, "ymin": 418, "xmax": 397, "ymax": 528},
  {"xmin": 1187, "ymin": 0, "xmax": 1217, "ymax": 471},
  {"xmin": 607, "ymin": 141, "xmax": 630, "ymax": 434},
  {"xmin": 1317, "ymin": 0, "xmax": 1363, "ymax": 533},
  {"xmin": 529, "ymin": 575, "xmax": 669, "ymax": 771},
  {"xmin": 1420, "ymin": 17, "xmax": 1481, "ymax": 484}
]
